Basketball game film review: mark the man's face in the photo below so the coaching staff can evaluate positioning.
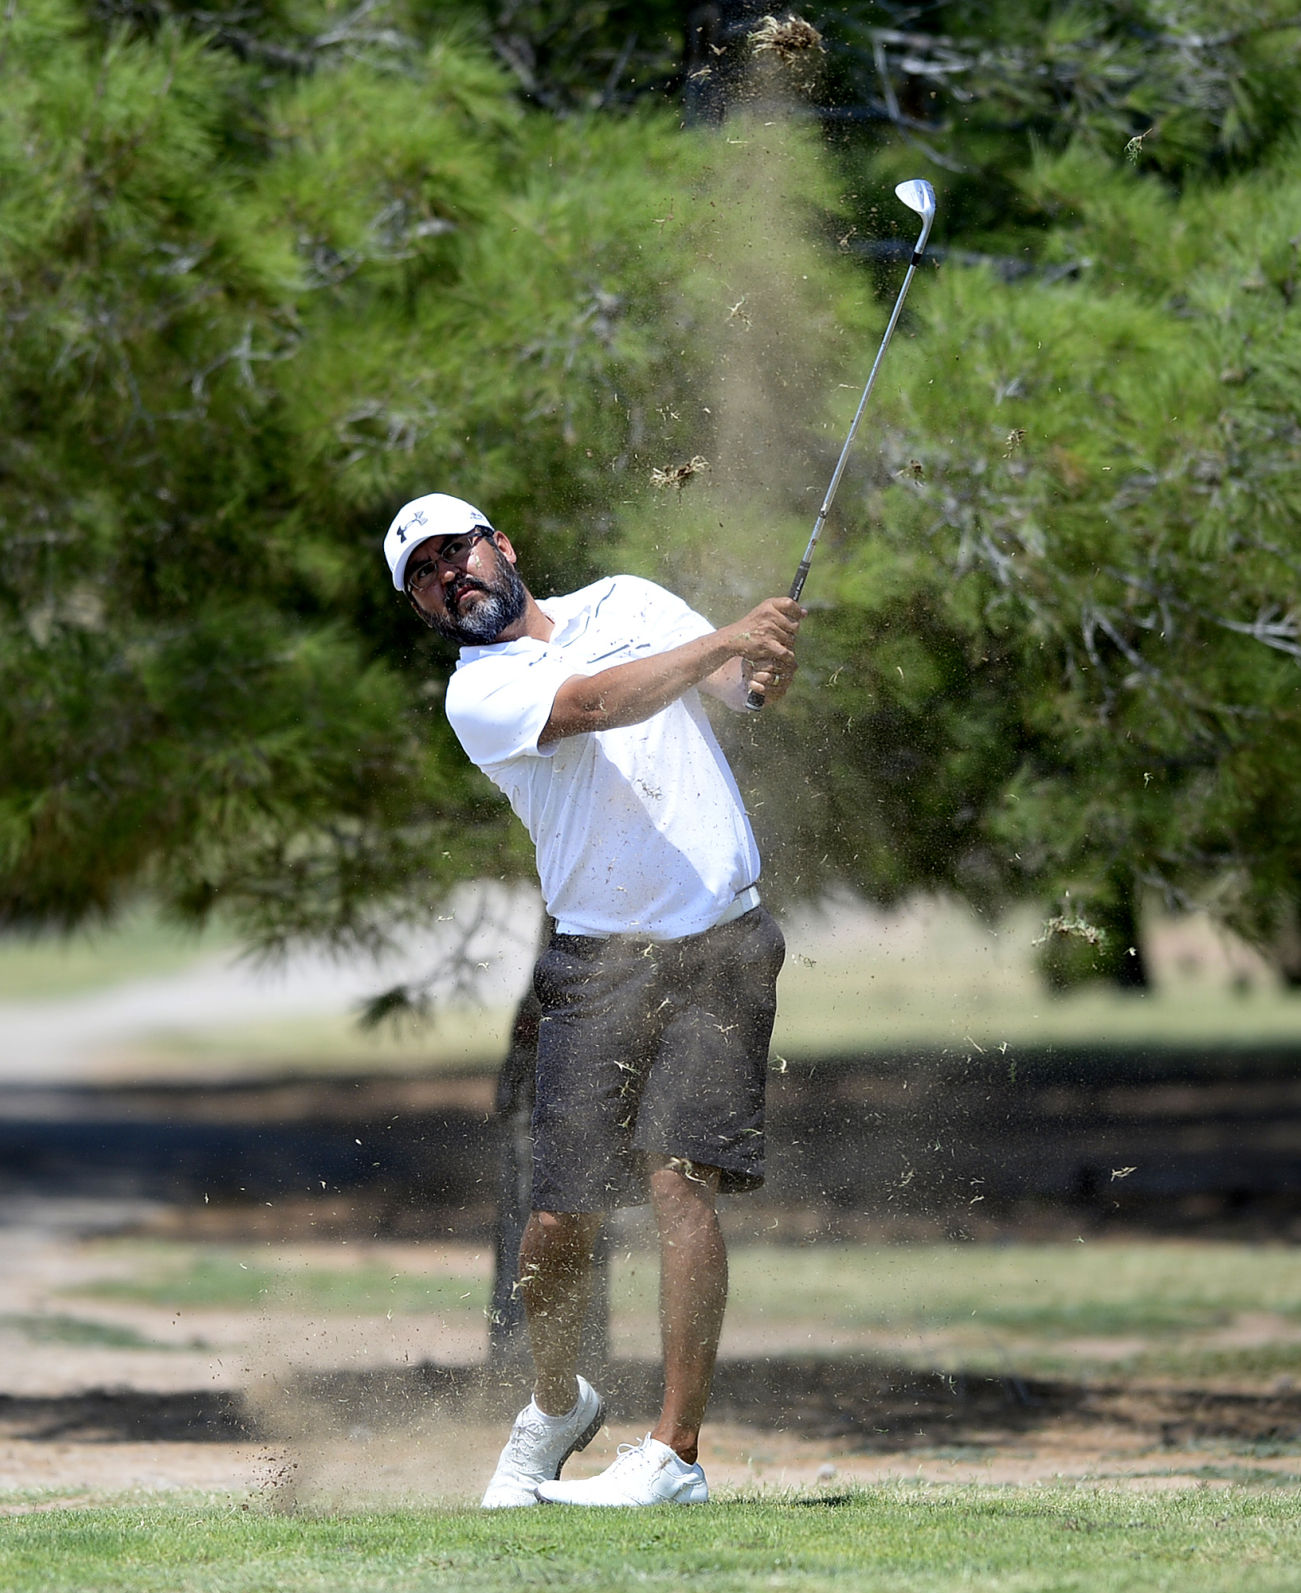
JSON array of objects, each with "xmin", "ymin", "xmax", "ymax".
[{"xmin": 406, "ymin": 528, "xmax": 528, "ymax": 645}]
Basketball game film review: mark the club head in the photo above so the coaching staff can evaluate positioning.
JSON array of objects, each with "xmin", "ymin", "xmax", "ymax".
[
  {"xmin": 894, "ymin": 178, "xmax": 936, "ymax": 254},
  {"xmin": 894, "ymin": 178, "xmax": 936, "ymax": 221}
]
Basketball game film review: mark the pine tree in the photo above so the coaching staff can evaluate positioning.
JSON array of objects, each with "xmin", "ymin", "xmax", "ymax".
[
  {"xmin": 0, "ymin": 0, "xmax": 712, "ymax": 951},
  {"xmin": 8, "ymin": 0, "xmax": 1301, "ymax": 992}
]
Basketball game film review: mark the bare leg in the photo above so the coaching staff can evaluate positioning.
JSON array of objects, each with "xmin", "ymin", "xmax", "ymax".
[
  {"xmin": 646, "ymin": 1156, "xmax": 726, "ymax": 1465},
  {"xmin": 517, "ymin": 1209, "xmax": 604, "ymax": 1414}
]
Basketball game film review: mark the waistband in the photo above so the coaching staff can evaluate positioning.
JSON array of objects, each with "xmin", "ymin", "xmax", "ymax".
[
  {"xmin": 553, "ymin": 885, "xmax": 760, "ymax": 943},
  {"xmin": 714, "ymin": 884, "xmax": 762, "ymax": 927}
]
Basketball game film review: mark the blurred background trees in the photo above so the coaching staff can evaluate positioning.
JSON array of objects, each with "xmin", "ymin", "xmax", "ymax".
[
  {"xmin": 0, "ymin": 0, "xmax": 702, "ymax": 953},
  {"xmin": 5, "ymin": 0, "xmax": 1301, "ymax": 995}
]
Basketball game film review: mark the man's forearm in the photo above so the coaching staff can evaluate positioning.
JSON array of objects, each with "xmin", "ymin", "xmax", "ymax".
[
  {"xmin": 539, "ymin": 631, "xmax": 735, "ymax": 744},
  {"xmin": 538, "ymin": 596, "xmax": 801, "ymax": 745}
]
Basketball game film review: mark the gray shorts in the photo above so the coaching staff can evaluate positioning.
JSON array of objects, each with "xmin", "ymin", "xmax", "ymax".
[{"xmin": 529, "ymin": 906, "xmax": 786, "ymax": 1212}]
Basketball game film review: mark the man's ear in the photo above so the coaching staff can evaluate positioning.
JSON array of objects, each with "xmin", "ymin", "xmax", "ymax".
[{"xmin": 491, "ymin": 530, "xmax": 518, "ymax": 566}]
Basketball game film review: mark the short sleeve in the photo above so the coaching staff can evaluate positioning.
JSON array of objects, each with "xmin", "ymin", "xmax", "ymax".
[{"xmin": 446, "ymin": 651, "xmax": 577, "ymax": 768}]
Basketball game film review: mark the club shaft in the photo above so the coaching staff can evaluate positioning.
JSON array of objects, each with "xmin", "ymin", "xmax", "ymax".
[
  {"xmin": 746, "ymin": 212, "xmax": 933, "ymax": 710},
  {"xmin": 792, "ymin": 251, "xmax": 924, "ymax": 599}
]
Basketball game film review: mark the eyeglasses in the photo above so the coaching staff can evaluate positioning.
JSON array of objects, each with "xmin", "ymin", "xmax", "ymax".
[{"xmin": 406, "ymin": 528, "xmax": 495, "ymax": 591}]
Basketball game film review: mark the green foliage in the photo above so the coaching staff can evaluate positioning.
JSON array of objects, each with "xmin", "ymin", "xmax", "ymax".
[
  {"xmin": 700, "ymin": 12, "xmax": 1301, "ymax": 979},
  {"xmin": 0, "ymin": 0, "xmax": 713, "ymax": 950},
  {"xmin": 420, "ymin": 0, "xmax": 690, "ymax": 111},
  {"xmin": 7, "ymin": 0, "xmax": 1301, "ymax": 990},
  {"xmin": 798, "ymin": 138, "xmax": 1301, "ymax": 959},
  {"xmin": 832, "ymin": 1, "xmax": 1301, "ymax": 245}
]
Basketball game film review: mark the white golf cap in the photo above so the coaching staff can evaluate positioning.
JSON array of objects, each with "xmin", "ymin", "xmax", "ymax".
[{"xmin": 383, "ymin": 493, "xmax": 495, "ymax": 591}]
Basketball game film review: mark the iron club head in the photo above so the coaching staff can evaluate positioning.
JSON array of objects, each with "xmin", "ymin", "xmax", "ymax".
[
  {"xmin": 894, "ymin": 178, "xmax": 937, "ymax": 255},
  {"xmin": 894, "ymin": 178, "xmax": 936, "ymax": 222}
]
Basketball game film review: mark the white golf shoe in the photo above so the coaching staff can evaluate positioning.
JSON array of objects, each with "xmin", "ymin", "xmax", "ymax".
[
  {"xmin": 480, "ymin": 1376, "xmax": 606, "ymax": 1508},
  {"xmin": 535, "ymin": 1434, "xmax": 709, "ymax": 1506}
]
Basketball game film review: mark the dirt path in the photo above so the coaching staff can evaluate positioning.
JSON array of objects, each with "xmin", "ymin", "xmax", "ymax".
[
  {"xmin": 4, "ymin": 1388, "xmax": 1300, "ymax": 1506},
  {"xmin": 2, "ymin": 1220, "xmax": 1299, "ymax": 1508},
  {"xmin": 8, "ymin": 1413, "xmax": 1297, "ymax": 1510},
  {"xmin": 0, "ymin": 884, "xmax": 541, "ymax": 1085}
]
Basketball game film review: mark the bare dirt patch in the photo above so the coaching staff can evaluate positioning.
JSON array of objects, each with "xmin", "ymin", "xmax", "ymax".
[
  {"xmin": 3, "ymin": 1376, "xmax": 1300, "ymax": 1506},
  {"xmin": 2, "ymin": 1217, "xmax": 1300, "ymax": 1507}
]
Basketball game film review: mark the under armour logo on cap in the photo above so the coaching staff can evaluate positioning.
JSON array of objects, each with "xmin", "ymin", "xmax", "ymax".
[
  {"xmin": 382, "ymin": 493, "xmax": 494, "ymax": 591},
  {"xmin": 396, "ymin": 509, "xmax": 429, "ymax": 544}
]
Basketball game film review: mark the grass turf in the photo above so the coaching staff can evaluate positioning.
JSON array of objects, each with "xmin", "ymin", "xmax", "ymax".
[
  {"xmin": 0, "ymin": 904, "xmax": 234, "ymax": 1001},
  {"xmin": 73, "ymin": 1252, "xmax": 488, "ymax": 1315},
  {"xmin": 3, "ymin": 1487, "xmax": 1299, "ymax": 1593},
  {"xmin": 64, "ymin": 1237, "xmax": 1301, "ymax": 1384},
  {"xmin": 6, "ymin": 895, "xmax": 1301, "ymax": 1076},
  {"xmin": 0, "ymin": 1313, "xmax": 175, "ymax": 1350}
]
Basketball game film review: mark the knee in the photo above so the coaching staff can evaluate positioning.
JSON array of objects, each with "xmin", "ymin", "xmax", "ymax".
[
  {"xmin": 648, "ymin": 1158, "xmax": 721, "ymax": 1226},
  {"xmin": 521, "ymin": 1209, "xmax": 602, "ymax": 1264}
]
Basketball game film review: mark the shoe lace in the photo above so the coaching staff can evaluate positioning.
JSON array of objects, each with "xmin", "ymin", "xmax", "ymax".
[
  {"xmin": 609, "ymin": 1438, "xmax": 658, "ymax": 1475},
  {"xmin": 503, "ymin": 1410, "xmax": 549, "ymax": 1460}
]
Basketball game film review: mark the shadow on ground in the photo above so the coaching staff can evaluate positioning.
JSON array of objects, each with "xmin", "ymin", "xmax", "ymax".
[
  {"xmin": 4, "ymin": 1047, "xmax": 1301, "ymax": 1241},
  {"xmin": 5, "ymin": 1360, "xmax": 1300, "ymax": 1455}
]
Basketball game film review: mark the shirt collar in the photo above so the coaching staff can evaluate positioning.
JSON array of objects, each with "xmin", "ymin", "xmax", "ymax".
[
  {"xmin": 537, "ymin": 592, "xmax": 591, "ymax": 646},
  {"xmin": 455, "ymin": 579, "xmax": 609, "ymax": 663}
]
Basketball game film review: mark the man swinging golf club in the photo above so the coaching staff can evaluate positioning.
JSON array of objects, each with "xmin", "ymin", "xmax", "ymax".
[{"xmin": 383, "ymin": 492, "xmax": 802, "ymax": 1506}]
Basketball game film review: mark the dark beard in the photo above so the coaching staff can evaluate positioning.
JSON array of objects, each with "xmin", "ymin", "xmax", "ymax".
[{"xmin": 422, "ymin": 558, "xmax": 528, "ymax": 645}]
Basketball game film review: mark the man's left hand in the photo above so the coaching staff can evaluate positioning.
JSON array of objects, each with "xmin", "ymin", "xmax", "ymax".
[{"xmin": 741, "ymin": 656, "xmax": 797, "ymax": 707}]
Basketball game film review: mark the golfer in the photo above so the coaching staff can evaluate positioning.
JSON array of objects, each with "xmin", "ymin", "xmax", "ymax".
[{"xmin": 383, "ymin": 492, "xmax": 802, "ymax": 1507}]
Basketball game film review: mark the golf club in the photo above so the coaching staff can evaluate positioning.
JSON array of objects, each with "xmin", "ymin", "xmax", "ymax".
[{"xmin": 747, "ymin": 177, "xmax": 937, "ymax": 710}]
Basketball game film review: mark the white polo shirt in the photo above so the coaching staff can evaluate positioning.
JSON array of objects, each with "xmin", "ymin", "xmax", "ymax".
[{"xmin": 445, "ymin": 575, "xmax": 761, "ymax": 940}]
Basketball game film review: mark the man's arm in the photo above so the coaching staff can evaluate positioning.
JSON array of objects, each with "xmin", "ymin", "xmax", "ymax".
[{"xmin": 538, "ymin": 597, "xmax": 802, "ymax": 746}]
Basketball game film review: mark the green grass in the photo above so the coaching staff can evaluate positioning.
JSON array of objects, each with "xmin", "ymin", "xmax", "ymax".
[
  {"xmin": 6, "ymin": 894, "xmax": 1301, "ymax": 1080},
  {"xmin": 68, "ymin": 1249, "xmax": 489, "ymax": 1315},
  {"xmin": 0, "ymin": 897, "xmax": 513, "ymax": 1075},
  {"xmin": 634, "ymin": 1241, "xmax": 1301, "ymax": 1382},
  {"xmin": 690, "ymin": 1239, "xmax": 1301, "ymax": 1328},
  {"xmin": 66, "ymin": 1237, "xmax": 1301, "ymax": 1387},
  {"xmin": 0, "ymin": 1313, "xmax": 175, "ymax": 1350},
  {"xmin": 0, "ymin": 903, "xmax": 233, "ymax": 1002},
  {"xmin": 1, "ymin": 1488, "xmax": 1299, "ymax": 1593},
  {"xmin": 771, "ymin": 901, "xmax": 1301, "ymax": 1056},
  {"xmin": 121, "ymin": 1007, "xmax": 515, "ymax": 1077}
]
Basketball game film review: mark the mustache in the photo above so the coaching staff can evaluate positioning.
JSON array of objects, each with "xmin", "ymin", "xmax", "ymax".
[
  {"xmin": 449, "ymin": 577, "xmax": 489, "ymax": 608},
  {"xmin": 421, "ymin": 557, "xmax": 525, "ymax": 645}
]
